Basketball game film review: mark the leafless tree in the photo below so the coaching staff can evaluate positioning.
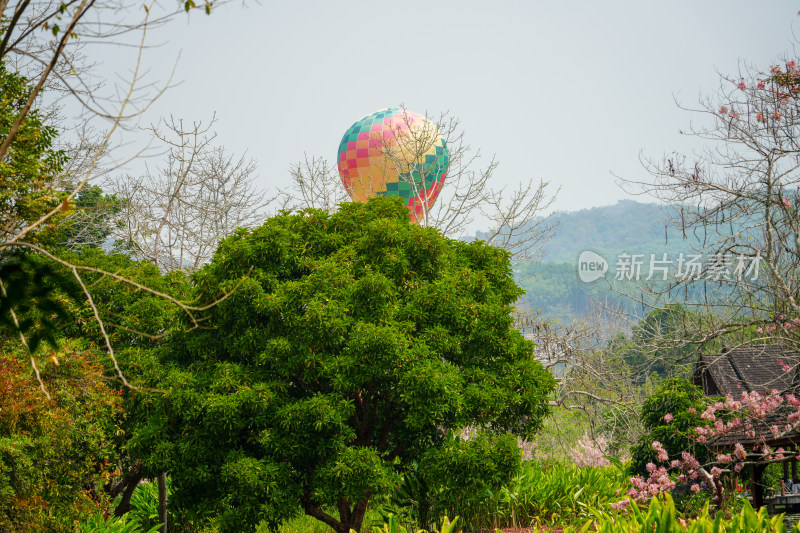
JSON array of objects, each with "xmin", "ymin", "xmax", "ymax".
[
  {"xmin": 618, "ymin": 59, "xmax": 800, "ymax": 352},
  {"xmin": 280, "ymin": 155, "xmax": 349, "ymax": 212},
  {"xmin": 515, "ymin": 305, "xmax": 644, "ymax": 456},
  {"xmin": 110, "ymin": 115, "xmax": 270, "ymax": 272},
  {"xmin": 279, "ymin": 107, "xmax": 558, "ymax": 262},
  {"xmin": 0, "ymin": 0, "xmax": 239, "ymax": 398}
]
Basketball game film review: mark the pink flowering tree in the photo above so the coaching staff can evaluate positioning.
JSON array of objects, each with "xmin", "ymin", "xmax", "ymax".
[
  {"xmin": 569, "ymin": 433, "xmax": 612, "ymax": 468},
  {"xmin": 620, "ymin": 384, "xmax": 800, "ymax": 509},
  {"xmin": 612, "ymin": 52, "xmax": 800, "ymax": 510}
]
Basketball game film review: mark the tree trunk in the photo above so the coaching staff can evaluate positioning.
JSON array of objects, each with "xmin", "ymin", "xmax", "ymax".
[
  {"xmin": 753, "ymin": 463, "xmax": 766, "ymax": 509},
  {"xmin": 349, "ymin": 498, "xmax": 369, "ymax": 533},
  {"xmin": 157, "ymin": 472, "xmax": 168, "ymax": 533},
  {"xmin": 113, "ymin": 465, "xmax": 143, "ymax": 517},
  {"xmin": 304, "ymin": 495, "xmax": 370, "ymax": 533}
]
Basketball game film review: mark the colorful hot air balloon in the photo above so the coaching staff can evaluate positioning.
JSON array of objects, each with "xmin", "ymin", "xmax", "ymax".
[{"xmin": 337, "ymin": 107, "xmax": 449, "ymax": 223}]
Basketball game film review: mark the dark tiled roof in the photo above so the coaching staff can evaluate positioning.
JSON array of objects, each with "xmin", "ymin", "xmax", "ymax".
[
  {"xmin": 696, "ymin": 344, "xmax": 800, "ymax": 396},
  {"xmin": 697, "ymin": 345, "xmax": 800, "ymax": 450}
]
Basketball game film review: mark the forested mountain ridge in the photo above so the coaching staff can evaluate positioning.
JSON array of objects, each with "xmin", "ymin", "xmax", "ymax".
[
  {"xmin": 499, "ymin": 200, "xmax": 721, "ymax": 323},
  {"xmin": 534, "ymin": 199, "xmax": 702, "ymax": 264}
]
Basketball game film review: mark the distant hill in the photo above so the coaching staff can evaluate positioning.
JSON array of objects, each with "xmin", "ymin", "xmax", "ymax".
[
  {"xmin": 493, "ymin": 200, "xmax": 727, "ymax": 324},
  {"xmin": 536, "ymin": 199, "xmax": 702, "ymax": 263}
]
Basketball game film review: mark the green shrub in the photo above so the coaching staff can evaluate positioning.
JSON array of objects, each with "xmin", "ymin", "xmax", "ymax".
[
  {"xmin": 369, "ymin": 515, "xmax": 459, "ymax": 533},
  {"xmin": 483, "ymin": 460, "xmax": 630, "ymax": 529},
  {"xmin": 629, "ymin": 378, "xmax": 709, "ymax": 478},
  {"xmin": 388, "ymin": 459, "xmax": 630, "ymax": 531},
  {"xmin": 126, "ymin": 477, "xmax": 175, "ymax": 530},
  {"xmin": 525, "ymin": 493, "xmax": 799, "ymax": 533},
  {"xmin": 80, "ymin": 513, "xmax": 162, "ymax": 533}
]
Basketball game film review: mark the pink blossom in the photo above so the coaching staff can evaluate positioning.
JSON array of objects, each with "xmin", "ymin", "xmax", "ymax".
[
  {"xmin": 758, "ymin": 80, "xmax": 766, "ymax": 89},
  {"xmin": 738, "ymin": 81, "xmax": 747, "ymax": 90},
  {"xmin": 664, "ymin": 413, "xmax": 674, "ymax": 423},
  {"xmin": 681, "ymin": 452, "xmax": 701, "ymax": 470},
  {"xmin": 731, "ymin": 110, "xmax": 741, "ymax": 119},
  {"xmin": 691, "ymin": 484, "xmax": 701, "ymax": 493},
  {"xmin": 568, "ymin": 433, "xmax": 610, "ymax": 468},
  {"xmin": 610, "ymin": 500, "xmax": 630, "ymax": 510},
  {"xmin": 757, "ymin": 327, "xmax": 764, "ymax": 333},
  {"xmin": 782, "ymin": 199, "xmax": 792, "ymax": 209},
  {"xmin": 627, "ymin": 466, "xmax": 676, "ymax": 502},
  {"xmin": 734, "ymin": 443, "xmax": 747, "ymax": 461},
  {"xmin": 774, "ymin": 110, "xmax": 783, "ymax": 121},
  {"xmin": 652, "ymin": 440, "xmax": 669, "ymax": 462},
  {"xmin": 772, "ymin": 65, "xmax": 782, "ymax": 74},
  {"xmin": 757, "ymin": 112, "xmax": 766, "ymax": 123},
  {"xmin": 719, "ymin": 106, "xmax": 729, "ymax": 115}
]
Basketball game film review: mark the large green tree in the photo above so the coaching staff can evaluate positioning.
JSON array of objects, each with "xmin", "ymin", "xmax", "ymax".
[{"xmin": 133, "ymin": 197, "xmax": 555, "ymax": 533}]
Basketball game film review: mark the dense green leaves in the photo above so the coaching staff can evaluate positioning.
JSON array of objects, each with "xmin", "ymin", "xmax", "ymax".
[
  {"xmin": 0, "ymin": 342, "xmax": 123, "ymax": 531},
  {"xmin": 0, "ymin": 253, "xmax": 73, "ymax": 352},
  {"xmin": 629, "ymin": 379, "xmax": 710, "ymax": 477},
  {"xmin": 0, "ymin": 62, "xmax": 67, "ymax": 241},
  {"xmin": 138, "ymin": 197, "xmax": 555, "ymax": 532}
]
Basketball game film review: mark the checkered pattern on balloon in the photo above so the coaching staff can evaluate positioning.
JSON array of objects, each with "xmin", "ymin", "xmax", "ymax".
[{"xmin": 337, "ymin": 108, "xmax": 449, "ymax": 222}]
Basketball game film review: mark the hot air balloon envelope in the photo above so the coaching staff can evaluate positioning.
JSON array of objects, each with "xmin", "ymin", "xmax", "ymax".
[{"xmin": 337, "ymin": 108, "xmax": 449, "ymax": 222}]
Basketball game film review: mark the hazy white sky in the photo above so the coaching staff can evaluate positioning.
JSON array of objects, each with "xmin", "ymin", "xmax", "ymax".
[{"xmin": 85, "ymin": 1, "xmax": 800, "ymax": 222}]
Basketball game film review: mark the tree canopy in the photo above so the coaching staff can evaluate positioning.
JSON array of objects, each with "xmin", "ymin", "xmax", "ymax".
[{"xmin": 132, "ymin": 197, "xmax": 556, "ymax": 533}]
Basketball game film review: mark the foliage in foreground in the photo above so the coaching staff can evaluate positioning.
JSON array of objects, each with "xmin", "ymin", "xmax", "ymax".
[
  {"xmin": 0, "ymin": 342, "xmax": 122, "ymax": 532},
  {"xmin": 80, "ymin": 513, "xmax": 162, "ymax": 533},
  {"xmin": 368, "ymin": 515, "xmax": 459, "ymax": 533},
  {"xmin": 382, "ymin": 460, "xmax": 630, "ymax": 532},
  {"xmin": 528, "ymin": 494, "xmax": 798, "ymax": 533},
  {"xmin": 474, "ymin": 460, "xmax": 630, "ymax": 530}
]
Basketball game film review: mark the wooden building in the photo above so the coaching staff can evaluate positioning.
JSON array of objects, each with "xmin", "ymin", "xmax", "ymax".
[{"xmin": 693, "ymin": 344, "xmax": 800, "ymax": 509}]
